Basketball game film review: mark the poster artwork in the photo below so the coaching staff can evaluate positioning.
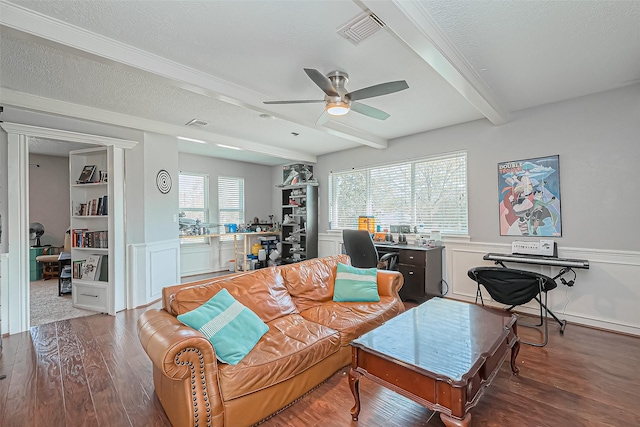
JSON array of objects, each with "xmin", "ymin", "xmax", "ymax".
[{"xmin": 498, "ymin": 155, "xmax": 562, "ymax": 237}]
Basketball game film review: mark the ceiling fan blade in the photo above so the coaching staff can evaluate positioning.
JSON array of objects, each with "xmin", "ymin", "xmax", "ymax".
[
  {"xmin": 346, "ymin": 80, "xmax": 409, "ymax": 101},
  {"xmin": 351, "ymin": 102, "xmax": 390, "ymax": 120},
  {"xmin": 304, "ymin": 68, "xmax": 339, "ymax": 97},
  {"xmin": 263, "ymin": 100, "xmax": 325, "ymax": 104},
  {"xmin": 316, "ymin": 110, "xmax": 330, "ymax": 126}
]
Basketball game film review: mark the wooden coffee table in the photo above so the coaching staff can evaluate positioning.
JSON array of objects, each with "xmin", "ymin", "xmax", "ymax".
[{"xmin": 349, "ymin": 298, "xmax": 519, "ymax": 427}]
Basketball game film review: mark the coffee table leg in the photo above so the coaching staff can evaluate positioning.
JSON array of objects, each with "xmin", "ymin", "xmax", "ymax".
[
  {"xmin": 510, "ymin": 338, "xmax": 520, "ymax": 374},
  {"xmin": 440, "ymin": 412, "xmax": 471, "ymax": 427},
  {"xmin": 349, "ymin": 368, "xmax": 362, "ymax": 421}
]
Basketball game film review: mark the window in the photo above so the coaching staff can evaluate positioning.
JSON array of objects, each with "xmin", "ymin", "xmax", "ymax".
[
  {"xmin": 218, "ymin": 176, "xmax": 244, "ymax": 240},
  {"xmin": 329, "ymin": 151, "xmax": 468, "ymax": 235},
  {"xmin": 179, "ymin": 172, "xmax": 209, "ymax": 244}
]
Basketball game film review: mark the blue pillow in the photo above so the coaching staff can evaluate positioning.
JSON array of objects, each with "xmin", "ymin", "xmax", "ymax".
[
  {"xmin": 333, "ymin": 263, "xmax": 380, "ymax": 302},
  {"xmin": 177, "ymin": 288, "xmax": 269, "ymax": 365}
]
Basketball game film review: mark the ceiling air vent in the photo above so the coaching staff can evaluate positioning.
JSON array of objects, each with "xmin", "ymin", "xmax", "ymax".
[
  {"xmin": 185, "ymin": 119, "xmax": 209, "ymax": 127},
  {"xmin": 337, "ymin": 11, "xmax": 385, "ymax": 45}
]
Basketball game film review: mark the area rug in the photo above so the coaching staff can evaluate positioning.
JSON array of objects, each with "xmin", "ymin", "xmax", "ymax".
[{"xmin": 30, "ymin": 280, "xmax": 96, "ymax": 327}]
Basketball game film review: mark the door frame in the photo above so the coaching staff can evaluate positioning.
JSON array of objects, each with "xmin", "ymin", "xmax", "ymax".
[{"xmin": 1, "ymin": 122, "xmax": 137, "ymax": 334}]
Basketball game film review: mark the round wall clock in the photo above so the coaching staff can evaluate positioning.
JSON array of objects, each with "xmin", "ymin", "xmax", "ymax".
[{"xmin": 156, "ymin": 169, "xmax": 172, "ymax": 194}]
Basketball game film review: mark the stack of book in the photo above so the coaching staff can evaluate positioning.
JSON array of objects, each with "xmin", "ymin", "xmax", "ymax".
[{"xmin": 73, "ymin": 254, "xmax": 108, "ymax": 281}]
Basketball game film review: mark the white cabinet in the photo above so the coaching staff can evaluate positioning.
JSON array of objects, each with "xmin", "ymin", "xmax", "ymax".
[{"xmin": 69, "ymin": 146, "xmax": 125, "ymax": 315}]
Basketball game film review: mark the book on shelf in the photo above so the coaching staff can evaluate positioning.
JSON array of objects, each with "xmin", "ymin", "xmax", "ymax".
[
  {"xmin": 73, "ymin": 260, "xmax": 85, "ymax": 279},
  {"xmin": 98, "ymin": 255, "xmax": 108, "ymax": 281},
  {"xmin": 72, "ymin": 229, "xmax": 108, "ymax": 248},
  {"xmin": 73, "ymin": 195, "xmax": 108, "ymax": 216},
  {"xmin": 77, "ymin": 165, "xmax": 97, "ymax": 183},
  {"xmin": 82, "ymin": 254, "xmax": 101, "ymax": 281}
]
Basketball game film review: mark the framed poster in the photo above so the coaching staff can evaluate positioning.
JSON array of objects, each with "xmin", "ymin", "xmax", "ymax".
[{"xmin": 498, "ymin": 155, "xmax": 562, "ymax": 237}]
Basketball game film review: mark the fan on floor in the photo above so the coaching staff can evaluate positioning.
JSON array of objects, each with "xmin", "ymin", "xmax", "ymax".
[
  {"xmin": 264, "ymin": 68, "xmax": 408, "ymax": 124},
  {"xmin": 29, "ymin": 222, "xmax": 44, "ymax": 247}
]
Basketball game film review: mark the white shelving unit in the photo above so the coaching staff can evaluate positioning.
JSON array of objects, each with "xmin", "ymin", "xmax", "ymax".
[{"xmin": 69, "ymin": 146, "xmax": 125, "ymax": 315}]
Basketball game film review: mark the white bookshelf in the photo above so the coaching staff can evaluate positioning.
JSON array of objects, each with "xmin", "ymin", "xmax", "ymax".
[{"xmin": 69, "ymin": 146, "xmax": 125, "ymax": 315}]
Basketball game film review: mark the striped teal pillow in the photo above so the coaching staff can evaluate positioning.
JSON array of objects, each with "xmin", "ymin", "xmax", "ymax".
[
  {"xmin": 177, "ymin": 288, "xmax": 269, "ymax": 365},
  {"xmin": 333, "ymin": 263, "xmax": 380, "ymax": 302}
]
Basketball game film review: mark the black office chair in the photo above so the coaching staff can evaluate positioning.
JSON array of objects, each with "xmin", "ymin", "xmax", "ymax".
[
  {"xmin": 467, "ymin": 266, "xmax": 566, "ymax": 347},
  {"xmin": 342, "ymin": 229, "xmax": 398, "ymax": 270}
]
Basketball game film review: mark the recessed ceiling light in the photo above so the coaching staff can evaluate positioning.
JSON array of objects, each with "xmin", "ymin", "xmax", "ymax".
[
  {"xmin": 178, "ymin": 136, "xmax": 206, "ymax": 144},
  {"xmin": 259, "ymin": 113, "xmax": 274, "ymax": 119},
  {"xmin": 217, "ymin": 144, "xmax": 243, "ymax": 151},
  {"xmin": 177, "ymin": 136, "xmax": 206, "ymax": 144}
]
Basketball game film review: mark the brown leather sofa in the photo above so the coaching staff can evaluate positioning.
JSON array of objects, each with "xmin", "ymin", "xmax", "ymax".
[{"xmin": 138, "ymin": 254, "xmax": 404, "ymax": 427}]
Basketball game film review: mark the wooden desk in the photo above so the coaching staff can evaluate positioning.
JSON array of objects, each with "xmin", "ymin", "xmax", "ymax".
[
  {"xmin": 350, "ymin": 298, "xmax": 519, "ymax": 426},
  {"xmin": 375, "ymin": 244, "xmax": 444, "ymax": 303},
  {"xmin": 180, "ymin": 231, "xmax": 279, "ymax": 271}
]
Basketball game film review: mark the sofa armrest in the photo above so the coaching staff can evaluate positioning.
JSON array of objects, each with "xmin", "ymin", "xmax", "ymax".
[
  {"xmin": 137, "ymin": 309, "xmax": 224, "ymax": 426},
  {"xmin": 376, "ymin": 270, "xmax": 404, "ymax": 297}
]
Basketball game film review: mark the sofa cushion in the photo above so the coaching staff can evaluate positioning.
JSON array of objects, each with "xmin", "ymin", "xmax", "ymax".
[
  {"xmin": 171, "ymin": 266, "xmax": 299, "ymax": 323},
  {"xmin": 279, "ymin": 254, "xmax": 350, "ymax": 312},
  {"xmin": 333, "ymin": 263, "xmax": 380, "ymax": 302},
  {"xmin": 177, "ymin": 289, "xmax": 269, "ymax": 365},
  {"xmin": 300, "ymin": 297, "xmax": 404, "ymax": 347},
  {"xmin": 218, "ymin": 314, "xmax": 340, "ymax": 400}
]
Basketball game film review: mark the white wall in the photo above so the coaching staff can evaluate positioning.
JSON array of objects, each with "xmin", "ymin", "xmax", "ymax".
[
  {"xmin": 179, "ymin": 152, "xmax": 276, "ymax": 276},
  {"xmin": 313, "ymin": 85, "xmax": 640, "ymax": 252},
  {"xmin": 28, "ymin": 154, "xmax": 69, "ymax": 247},
  {"xmin": 310, "ymin": 85, "xmax": 640, "ymax": 335}
]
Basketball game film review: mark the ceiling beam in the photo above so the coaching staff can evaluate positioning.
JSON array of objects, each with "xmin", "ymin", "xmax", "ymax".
[
  {"xmin": 0, "ymin": 1, "xmax": 387, "ymax": 149},
  {"xmin": 361, "ymin": 0, "xmax": 508, "ymax": 125},
  {"xmin": 0, "ymin": 89, "xmax": 317, "ymax": 164}
]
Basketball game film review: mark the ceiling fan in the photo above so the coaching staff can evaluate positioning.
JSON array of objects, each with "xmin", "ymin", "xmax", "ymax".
[{"xmin": 264, "ymin": 68, "xmax": 408, "ymax": 123}]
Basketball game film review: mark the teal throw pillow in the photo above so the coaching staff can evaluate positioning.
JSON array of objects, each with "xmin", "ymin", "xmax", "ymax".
[
  {"xmin": 177, "ymin": 288, "xmax": 269, "ymax": 365},
  {"xmin": 333, "ymin": 263, "xmax": 380, "ymax": 302}
]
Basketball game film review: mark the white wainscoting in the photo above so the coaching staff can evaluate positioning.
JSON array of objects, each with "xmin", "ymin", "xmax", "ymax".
[
  {"xmin": 179, "ymin": 241, "xmax": 235, "ymax": 277},
  {"xmin": 127, "ymin": 239, "xmax": 181, "ymax": 307},
  {"xmin": 319, "ymin": 233, "xmax": 640, "ymax": 336},
  {"xmin": 1, "ymin": 253, "xmax": 9, "ymax": 335},
  {"xmin": 445, "ymin": 242, "xmax": 640, "ymax": 336}
]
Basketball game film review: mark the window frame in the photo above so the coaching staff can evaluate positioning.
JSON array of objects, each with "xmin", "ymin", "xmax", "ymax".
[
  {"xmin": 178, "ymin": 171, "xmax": 210, "ymax": 245},
  {"xmin": 328, "ymin": 151, "xmax": 468, "ymax": 236},
  {"xmin": 218, "ymin": 175, "xmax": 245, "ymax": 242}
]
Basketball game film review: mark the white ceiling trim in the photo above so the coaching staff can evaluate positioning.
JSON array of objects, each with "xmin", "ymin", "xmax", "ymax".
[
  {"xmin": 0, "ymin": 121, "xmax": 138, "ymax": 149},
  {"xmin": 0, "ymin": 89, "xmax": 317, "ymax": 163},
  {"xmin": 361, "ymin": 0, "xmax": 508, "ymax": 125},
  {"xmin": 0, "ymin": 1, "xmax": 387, "ymax": 150}
]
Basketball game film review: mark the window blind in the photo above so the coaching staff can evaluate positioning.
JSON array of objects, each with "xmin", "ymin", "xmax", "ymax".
[
  {"xmin": 179, "ymin": 173, "xmax": 209, "ymax": 244},
  {"xmin": 218, "ymin": 176, "xmax": 244, "ymax": 239},
  {"xmin": 329, "ymin": 151, "xmax": 468, "ymax": 234}
]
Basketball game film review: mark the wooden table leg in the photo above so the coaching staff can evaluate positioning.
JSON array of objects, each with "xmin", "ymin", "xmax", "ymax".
[
  {"xmin": 510, "ymin": 338, "xmax": 521, "ymax": 374},
  {"xmin": 440, "ymin": 412, "xmax": 471, "ymax": 427},
  {"xmin": 349, "ymin": 368, "xmax": 362, "ymax": 421}
]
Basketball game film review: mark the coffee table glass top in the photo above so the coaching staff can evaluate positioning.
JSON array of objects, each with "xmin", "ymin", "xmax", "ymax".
[{"xmin": 351, "ymin": 298, "xmax": 515, "ymax": 382}]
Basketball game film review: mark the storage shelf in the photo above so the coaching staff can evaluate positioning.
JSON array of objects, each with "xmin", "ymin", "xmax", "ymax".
[
  {"xmin": 72, "ymin": 278, "xmax": 108, "ymax": 286},
  {"xmin": 72, "ymin": 215, "xmax": 108, "ymax": 219},
  {"xmin": 72, "ymin": 182, "xmax": 108, "ymax": 188},
  {"xmin": 72, "ymin": 247, "xmax": 109, "ymax": 252}
]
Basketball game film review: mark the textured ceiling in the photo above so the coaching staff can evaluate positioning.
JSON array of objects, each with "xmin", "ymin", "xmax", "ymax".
[{"xmin": 2, "ymin": 0, "xmax": 639, "ymax": 164}]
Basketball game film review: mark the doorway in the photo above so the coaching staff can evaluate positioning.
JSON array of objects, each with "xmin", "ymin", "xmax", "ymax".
[
  {"xmin": 2, "ymin": 122, "xmax": 137, "ymax": 335},
  {"xmin": 28, "ymin": 140, "xmax": 97, "ymax": 326}
]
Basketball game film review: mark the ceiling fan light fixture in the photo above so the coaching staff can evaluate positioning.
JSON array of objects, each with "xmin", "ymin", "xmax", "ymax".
[{"xmin": 326, "ymin": 100, "xmax": 350, "ymax": 116}]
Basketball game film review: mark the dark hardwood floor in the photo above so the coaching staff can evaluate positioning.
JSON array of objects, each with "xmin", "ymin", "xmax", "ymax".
[{"xmin": 1, "ymin": 302, "xmax": 639, "ymax": 427}]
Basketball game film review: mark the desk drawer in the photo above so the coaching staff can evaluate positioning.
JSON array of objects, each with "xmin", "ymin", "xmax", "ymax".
[
  {"xmin": 73, "ymin": 282, "xmax": 108, "ymax": 312},
  {"xmin": 399, "ymin": 264, "xmax": 425, "ymax": 297},
  {"xmin": 399, "ymin": 249, "xmax": 426, "ymax": 267}
]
